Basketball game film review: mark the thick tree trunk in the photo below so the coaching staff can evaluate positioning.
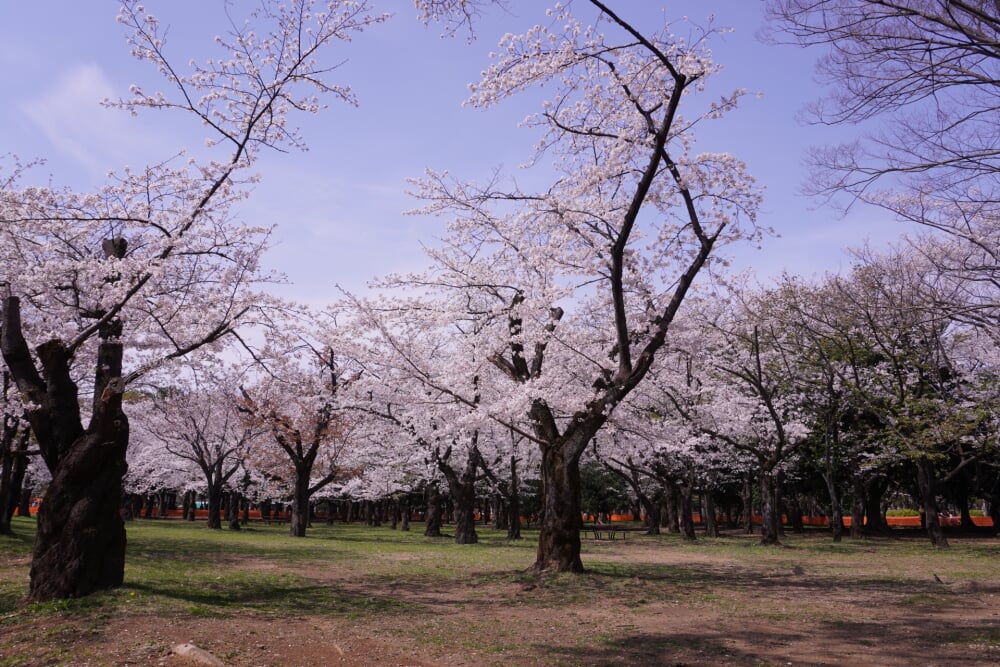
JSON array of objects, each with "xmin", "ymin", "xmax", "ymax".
[
  {"xmin": 290, "ymin": 470, "xmax": 310, "ymax": 538},
  {"xmin": 642, "ymin": 492, "xmax": 662, "ymax": 536},
  {"xmin": 437, "ymin": 450, "xmax": 479, "ymax": 545},
  {"xmin": 206, "ymin": 483, "xmax": 223, "ymax": 530},
  {"xmin": 424, "ymin": 483, "xmax": 442, "ymax": 537},
  {"xmin": 863, "ymin": 477, "xmax": 890, "ymax": 534},
  {"xmin": 30, "ymin": 428, "xmax": 129, "ymax": 600},
  {"xmin": 533, "ymin": 442, "xmax": 584, "ymax": 573},
  {"xmin": 759, "ymin": 469, "xmax": 780, "ymax": 546},
  {"xmin": 451, "ymin": 488, "xmax": 477, "ymax": 544},
  {"xmin": 703, "ymin": 491, "xmax": 719, "ymax": 538},
  {"xmin": 916, "ymin": 459, "xmax": 948, "ymax": 548}
]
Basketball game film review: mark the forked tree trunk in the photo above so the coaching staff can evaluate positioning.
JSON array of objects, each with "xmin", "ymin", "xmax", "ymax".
[
  {"xmin": 533, "ymin": 442, "xmax": 584, "ymax": 572},
  {"xmin": 437, "ymin": 448, "xmax": 479, "ymax": 545},
  {"xmin": 13, "ymin": 308, "xmax": 131, "ymax": 601}
]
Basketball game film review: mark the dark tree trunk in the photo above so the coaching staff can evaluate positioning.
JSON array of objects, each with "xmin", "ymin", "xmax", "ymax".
[
  {"xmin": 437, "ymin": 450, "xmax": 479, "ymax": 545},
  {"xmin": 741, "ymin": 474, "xmax": 754, "ymax": 535},
  {"xmin": 864, "ymin": 476, "xmax": 890, "ymax": 534},
  {"xmin": 678, "ymin": 481, "xmax": 696, "ymax": 541},
  {"xmin": 916, "ymin": 459, "xmax": 948, "ymax": 547},
  {"xmin": 850, "ymin": 477, "xmax": 865, "ymax": 539},
  {"xmin": 703, "ymin": 491, "xmax": 719, "ymax": 538},
  {"xmin": 400, "ymin": 497, "xmax": 411, "ymax": 532},
  {"xmin": 0, "ymin": 431, "xmax": 30, "ymax": 534},
  {"xmin": 957, "ymin": 495, "xmax": 976, "ymax": 531},
  {"xmin": 759, "ymin": 469, "xmax": 780, "ymax": 546},
  {"xmin": 142, "ymin": 495, "xmax": 154, "ymax": 519},
  {"xmin": 663, "ymin": 479, "xmax": 679, "ymax": 533},
  {"xmin": 642, "ymin": 492, "xmax": 662, "ymax": 536},
  {"xmin": 11, "ymin": 303, "xmax": 131, "ymax": 601},
  {"xmin": 228, "ymin": 491, "xmax": 241, "ymax": 530},
  {"xmin": 182, "ymin": 490, "xmax": 195, "ymax": 522},
  {"xmin": 785, "ymin": 493, "xmax": 804, "ymax": 534},
  {"xmin": 290, "ymin": 466, "xmax": 311, "ymax": 538},
  {"xmin": 17, "ymin": 486, "xmax": 32, "ymax": 519},
  {"xmin": 505, "ymin": 454, "xmax": 522, "ymax": 540},
  {"xmin": 424, "ymin": 483, "xmax": 442, "ymax": 537},
  {"xmin": 206, "ymin": 483, "xmax": 223, "ymax": 530},
  {"xmin": 533, "ymin": 439, "xmax": 584, "ymax": 572},
  {"xmin": 775, "ymin": 473, "xmax": 785, "ymax": 538}
]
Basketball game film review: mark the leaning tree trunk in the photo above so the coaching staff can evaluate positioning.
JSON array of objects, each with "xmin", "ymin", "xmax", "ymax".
[
  {"xmin": 916, "ymin": 458, "xmax": 948, "ymax": 548},
  {"xmin": 533, "ymin": 440, "xmax": 584, "ymax": 573}
]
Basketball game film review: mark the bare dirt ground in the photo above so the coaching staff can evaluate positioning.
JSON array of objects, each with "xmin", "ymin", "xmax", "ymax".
[{"xmin": 4, "ymin": 533, "xmax": 1000, "ymax": 666}]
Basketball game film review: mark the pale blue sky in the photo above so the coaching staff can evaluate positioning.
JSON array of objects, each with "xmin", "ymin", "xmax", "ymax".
[{"xmin": 0, "ymin": 1, "xmax": 901, "ymax": 302}]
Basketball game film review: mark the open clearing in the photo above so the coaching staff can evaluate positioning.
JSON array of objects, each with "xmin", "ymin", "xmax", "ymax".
[{"xmin": 2, "ymin": 517, "xmax": 1000, "ymax": 666}]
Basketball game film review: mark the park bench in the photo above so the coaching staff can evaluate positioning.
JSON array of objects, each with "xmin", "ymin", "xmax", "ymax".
[{"xmin": 583, "ymin": 524, "xmax": 647, "ymax": 541}]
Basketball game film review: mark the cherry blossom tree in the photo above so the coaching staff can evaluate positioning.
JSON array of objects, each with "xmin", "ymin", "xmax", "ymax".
[
  {"xmin": 239, "ymin": 323, "xmax": 361, "ymax": 538},
  {"xmin": 372, "ymin": 1, "xmax": 765, "ymax": 571},
  {"xmin": 0, "ymin": 1, "xmax": 385, "ymax": 600},
  {"xmin": 133, "ymin": 362, "xmax": 259, "ymax": 530}
]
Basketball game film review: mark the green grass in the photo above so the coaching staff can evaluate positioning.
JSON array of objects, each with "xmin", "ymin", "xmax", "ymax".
[{"xmin": 2, "ymin": 518, "xmax": 1000, "ymax": 665}]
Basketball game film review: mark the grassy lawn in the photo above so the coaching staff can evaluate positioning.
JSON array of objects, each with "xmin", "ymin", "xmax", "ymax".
[{"xmin": 2, "ymin": 517, "xmax": 1000, "ymax": 665}]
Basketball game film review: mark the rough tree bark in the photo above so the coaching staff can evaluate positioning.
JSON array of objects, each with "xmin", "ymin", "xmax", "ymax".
[{"xmin": 2, "ymin": 294, "xmax": 130, "ymax": 601}]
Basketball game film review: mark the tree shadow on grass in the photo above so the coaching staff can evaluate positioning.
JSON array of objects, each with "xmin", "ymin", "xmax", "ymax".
[{"xmin": 128, "ymin": 572, "xmax": 417, "ymax": 619}]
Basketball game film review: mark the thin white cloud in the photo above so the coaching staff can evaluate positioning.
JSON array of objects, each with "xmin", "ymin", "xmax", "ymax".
[{"xmin": 20, "ymin": 64, "xmax": 163, "ymax": 175}]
